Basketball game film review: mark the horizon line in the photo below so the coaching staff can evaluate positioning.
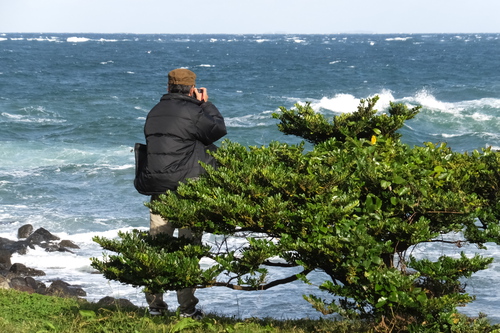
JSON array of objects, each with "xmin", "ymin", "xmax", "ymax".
[{"xmin": 2, "ymin": 31, "xmax": 500, "ymax": 35}]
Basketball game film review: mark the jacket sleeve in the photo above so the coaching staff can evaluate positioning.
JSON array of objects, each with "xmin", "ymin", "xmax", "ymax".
[{"xmin": 194, "ymin": 101, "xmax": 227, "ymax": 145}]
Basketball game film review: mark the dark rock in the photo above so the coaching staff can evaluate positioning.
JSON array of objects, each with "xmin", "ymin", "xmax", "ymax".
[
  {"xmin": 0, "ymin": 237, "xmax": 28, "ymax": 255},
  {"xmin": 0, "ymin": 226, "xmax": 86, "ymax": 300},
  {"xmin": 9, "ymin": 277, "xmax": 36, "ymax": 293},
  {"xmin": 46, "ymin": 280, "xmax": 86, "ymax": 297},
  {"xmin": 97, "ymin": 296, "xmax": 137, "ymax": 309},
  {"xmin": 59, "ymin": 240, "xmax": 80, "ymax": 249},
  {"xmin": 18, "ymin": 224, "xmax": 33, "ymax": 239},
  {"xmin": 44, "ymin": 245, "xmax": 75, "ymax": 254},
  {"xmin": 26, "ymin": 228, "xmax": 60, "ymax": 246},
  {"xmin": 24, "ymin": 276, "xmax": 38, "ymax": 290},
  {"xmin": 9, "ymin": 263, "xmax": 46, "ymax": 277},
  {"xmin": 35, "ymin": 281, "xmax": 47, "ymax": 294},
  {"xmin": 0, "ymin": 250, "xmax": 12, "ymax": 270}
]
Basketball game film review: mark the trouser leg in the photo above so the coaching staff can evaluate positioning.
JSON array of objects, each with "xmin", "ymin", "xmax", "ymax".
[
  {"xmin": 176, "ymin": 227, "xmax": 202, "ymax": 313},
  {"xmin": 146, "ymin": 195, "xmax": 202, "ymax": 313},
  {"xmin": 145, "ymin": 195, "xmax": 174, "ymax": 311}
]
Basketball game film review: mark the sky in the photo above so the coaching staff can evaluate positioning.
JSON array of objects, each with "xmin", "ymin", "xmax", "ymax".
[{"xmin": 0, "ymin": 0, "xmax": 499, "ymax": 34}]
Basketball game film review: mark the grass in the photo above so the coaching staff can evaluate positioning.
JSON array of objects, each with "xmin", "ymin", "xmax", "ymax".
[
  {"xmin": 0, "ymin": 289, "xmax": 499, "ymax": 333},
  {"xmin": 0, "ymin": 289, "xmax": 367, "ymax": 333}
]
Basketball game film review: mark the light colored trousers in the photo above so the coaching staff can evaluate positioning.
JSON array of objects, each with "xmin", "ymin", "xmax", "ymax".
[{"xmin": 145, "ymin": 195, "xmax": 201, "ymax": 314}]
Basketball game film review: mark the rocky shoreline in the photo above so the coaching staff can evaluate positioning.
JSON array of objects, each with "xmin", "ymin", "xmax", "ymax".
[{"xmin": 0, "ymin": 224, "xmax": 136, "ymax": 308}]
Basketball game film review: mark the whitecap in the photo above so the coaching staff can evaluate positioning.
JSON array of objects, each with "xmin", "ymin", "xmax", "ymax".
[
  {"xmin": 385, "ymin": 37, "xmax": 412, "ymax": 41},
  {"xmin": 1, "ymin": 111, "xmax": 66, "ymax": 124},
  {"xmin": 225, "ymin": 113, "xmax": 275, "ymax": 128},
  {"xmin": 404, "ymin": 89, "xmax": 462, "ymax": 115},
  {"xmin": 309, "ymin": 94, "xmax": 359, "ymax": 114},
  {"xmin": 439, "ymin": 133, "xmax": 468, "ymax": 138},
  {"xmin": 470, "ymin": 112, "xmax": 493, "ymax": 121},
  {"xmin": 108, "ymin": 164, "xmax": 134, "ymax": 171},
  {"xmin": 67, "ymin": 37, "xmax": 90, "ymax": 43}
]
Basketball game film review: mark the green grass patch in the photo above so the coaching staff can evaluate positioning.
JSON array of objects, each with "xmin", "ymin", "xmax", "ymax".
[
  {"xmin": 0, "ymin": 289, "xmax": 366, "ymax": 332},
  {"xmin": 0, "ymin": 289, "xmax": 499, "ymax": 332}
]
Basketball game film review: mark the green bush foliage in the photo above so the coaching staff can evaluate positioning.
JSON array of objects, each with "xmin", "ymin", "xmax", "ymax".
[{"xmin": 92, "ymin": 96, "xmax": 500, "ymax": 331}]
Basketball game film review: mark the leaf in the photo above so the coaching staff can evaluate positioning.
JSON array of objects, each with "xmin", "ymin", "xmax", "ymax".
[
  {"xmin": 434, "ymin": 165, "xmax": 445, "ymax": 173},
  {"xmin": 79, "ymin": 310, "xmax": 96, "ymax": 318},
  {"xmin": 393, "ymin": 176, "xmax": 405, "ymax": 185},
  {"xmin": 381, "ymin": 180, "xmax": 391, "ymax": 189},
  {"xmin": 170, "ymin": 318, "xmax": 203, "ymax": 333}
]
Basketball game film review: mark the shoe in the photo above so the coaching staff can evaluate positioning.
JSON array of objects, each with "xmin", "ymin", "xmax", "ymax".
[
  {"xmin": 180, "ymin": 308, "xmax": 204, "ymax": 320},
  {"xmin": 149, "ymin": 307, "xmax": 166, "ymax": 316}
]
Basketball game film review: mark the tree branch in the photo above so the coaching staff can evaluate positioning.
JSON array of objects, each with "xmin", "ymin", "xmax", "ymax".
[
  {"xmin": 262, "ymin": 260, "xmax": 297, "ymax": 267},
  {"xmin": 199, "ymin": 269, "xmax": 312, "ymax": 291}
]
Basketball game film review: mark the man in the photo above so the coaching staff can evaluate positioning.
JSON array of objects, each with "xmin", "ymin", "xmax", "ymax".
[{"xmin": 135, "ymin": 68, "xmax": 227, "ymax": 319}]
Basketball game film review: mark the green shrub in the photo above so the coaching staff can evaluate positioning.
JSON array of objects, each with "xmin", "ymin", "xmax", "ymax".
[{"xmin": 92, "ymin": 97, "xmax": 500, "ymax": 331}]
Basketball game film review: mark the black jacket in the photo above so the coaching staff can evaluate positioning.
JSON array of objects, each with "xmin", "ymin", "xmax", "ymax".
[{"xmin": 134, "ymin": 93, "xmax": 226, "ymax": 195}]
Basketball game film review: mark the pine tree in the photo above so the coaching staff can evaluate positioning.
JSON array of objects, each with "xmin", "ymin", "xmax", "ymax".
[{"xmin": 92, "ymin": 96, "xmax": 500, "ymax": 330}]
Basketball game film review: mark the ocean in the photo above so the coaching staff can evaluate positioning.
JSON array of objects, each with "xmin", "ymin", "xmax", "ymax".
[{"xmin": 0, "ymin": 33, "xmax": 499, "ymax": 321}]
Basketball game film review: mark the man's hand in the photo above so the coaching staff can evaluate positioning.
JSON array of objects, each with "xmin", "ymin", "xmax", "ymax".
[{"xmin": 194, "ymin": 87, "xmax": 208, "ymax": 102}]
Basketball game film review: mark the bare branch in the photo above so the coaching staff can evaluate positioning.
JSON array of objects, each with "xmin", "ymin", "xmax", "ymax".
[{"xmin": 199, "ymin": 269, "xmax": 312, "ymax": 291}]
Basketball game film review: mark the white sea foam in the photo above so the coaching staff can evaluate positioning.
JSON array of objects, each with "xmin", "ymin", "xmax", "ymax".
[
  {"xmin": 0, "ymin": 141, "xmax": 132, "ymax": 170},
  {"xmin": 470, "ymin": 112, "xmax": 493, "ymax": 121},
  {"xmin": 310, "ymin": 94, "xmax": 359, "ymax": 114},
  {"xmin": 108, "ymin": 164, "xmax": 134, "ymax": 170},
  {"xmin": 400, "ymin": 90, "xmax": 458, "ymax": 115},
  {"xmin": 401, "ymin": 90, "xmax": 500, "ymax": 123},
  {"xmin": 225, "ymin": 112, "xmax": 275, "ymax": 128},
  {"xmin": 97, "ymin": 38, "xmax": 118, "ymax": 42},
  {"xmin": 1, "ymin": 111, "xmax": 66, "ymax": 124},
  {"xmin": 385, "ymin": 37, "xmax": 412, "ymax": 41},
  {"xmin": 308, "ymin": 90, "xmax": 395, "ymax": 115},
  {"xmin": 67, "ymin": 37, "xmax": 90, "ymax": 43}
]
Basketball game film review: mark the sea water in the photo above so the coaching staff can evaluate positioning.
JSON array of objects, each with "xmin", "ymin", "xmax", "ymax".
[{"xmin": 1, "ymin": 33, "xmax": 499, "ymax": 321}]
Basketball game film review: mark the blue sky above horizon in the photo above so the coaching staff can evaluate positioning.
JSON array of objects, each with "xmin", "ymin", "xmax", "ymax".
[{"xmin": 1, "ymin": 0, "xmax": 499, "ymax": 34}]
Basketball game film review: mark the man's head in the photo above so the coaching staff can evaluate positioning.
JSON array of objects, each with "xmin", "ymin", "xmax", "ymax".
[{"xmin": 168, "ymin": 68, "xmax": 196, "ymax": 94}]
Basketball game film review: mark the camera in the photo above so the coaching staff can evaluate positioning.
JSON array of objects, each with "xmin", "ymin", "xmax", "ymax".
[{"xmin": 196, "ymin": 88, "xmax": 202, "ymax": 93}]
